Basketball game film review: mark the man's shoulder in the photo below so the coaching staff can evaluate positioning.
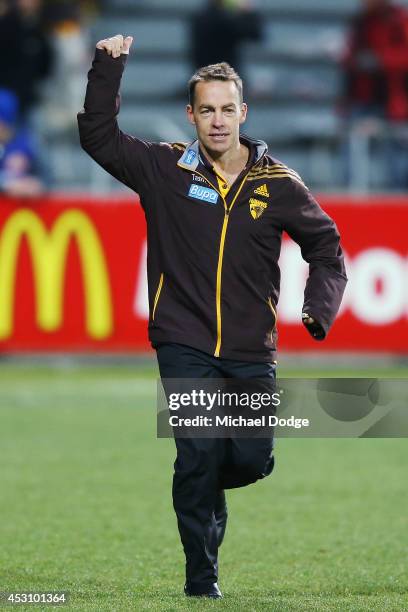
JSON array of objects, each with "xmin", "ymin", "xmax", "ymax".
[
  {"xmin": 133, "ymin": 140, "xmax": 188, "ymax": 168},
  {"xmin": 168, "ymin": 142, "xmax": 188, "ymax": 153},
  {"xmin": 248, "ymin": 154, "xmax": 307, "ymax": 189},
  {"xmin": 152, "ymin": 141, "xmax": 188, "ymax": 159}
]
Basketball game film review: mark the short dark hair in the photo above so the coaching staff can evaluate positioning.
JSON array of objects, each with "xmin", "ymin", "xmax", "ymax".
[{"xmin": 188, "ymin": 62, "xmax": 243, "ymax": 108}]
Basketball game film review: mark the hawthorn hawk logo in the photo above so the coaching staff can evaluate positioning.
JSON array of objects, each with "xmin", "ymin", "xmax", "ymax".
[{"xmin": 249, "ymin": 198, "xmax": 268, "ymax": 220}]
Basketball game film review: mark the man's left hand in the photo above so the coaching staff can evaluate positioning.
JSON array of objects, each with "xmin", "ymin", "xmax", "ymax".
[{"xmin": 302, "ymin": 313, "xmax": 325, "ymax": 340}]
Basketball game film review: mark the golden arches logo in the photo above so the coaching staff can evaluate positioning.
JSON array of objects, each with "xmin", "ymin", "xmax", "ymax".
[{"xmin": 0, "ymin": 208, "xmax": 113, "ymax": 340}]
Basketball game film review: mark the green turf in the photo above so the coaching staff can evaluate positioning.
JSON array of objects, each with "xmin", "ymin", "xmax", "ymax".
[{"xmin": 0, "ymin": 364, "xmax": 407, "ymax": 611}]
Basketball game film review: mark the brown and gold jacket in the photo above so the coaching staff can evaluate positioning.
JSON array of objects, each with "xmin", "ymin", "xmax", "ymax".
[{"xmin": 78, "ymin": 50, "xmax": 347, "ymax": 363}]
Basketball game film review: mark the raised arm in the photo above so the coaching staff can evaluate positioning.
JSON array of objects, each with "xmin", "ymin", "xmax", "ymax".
[{"xmin": 77, "ymin": 34, "xmax": 156, "ymax": 195}]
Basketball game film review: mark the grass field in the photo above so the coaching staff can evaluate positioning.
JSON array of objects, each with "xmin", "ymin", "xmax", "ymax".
[{"xmin": 0, "ymin": 362, "xmax": 407, "ymax": 611}]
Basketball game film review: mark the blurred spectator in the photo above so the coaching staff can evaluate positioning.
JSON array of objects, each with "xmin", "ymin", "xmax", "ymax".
[
  {"xmin": 41, "ymin": 1, "xmax": 90, "ymax": 135},
  {"xmin": 342, "ymin": 0, "xmax": 408, "ymax": 189},
  {"xmin": 0, "ymin": 89, "xmax": 45, "ymax": 197},
  {"xmin": 344, "ymin": 0, "xmax": 408, "ymax": 121},
  {"xmin": 191, "ymin": 0, "xmax": 262, "ymax": 75},
  {"xmin": 0, "ymin": 0, "xmax": 53, "ymax": 121}
]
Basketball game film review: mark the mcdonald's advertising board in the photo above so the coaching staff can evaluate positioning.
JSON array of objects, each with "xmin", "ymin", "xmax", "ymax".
[{"xmin": 0, "ymin": 195, "xmax": 406, "ymax": 353}]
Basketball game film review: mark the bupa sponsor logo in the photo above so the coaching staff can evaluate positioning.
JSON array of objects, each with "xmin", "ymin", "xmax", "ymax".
[
  {"xmin": 188, "ymin": 184, "xmax": 219, "ymax": 204},
  {"xmin": 185, "ymin": 149, "xmax": 197, "ymax": 165}
]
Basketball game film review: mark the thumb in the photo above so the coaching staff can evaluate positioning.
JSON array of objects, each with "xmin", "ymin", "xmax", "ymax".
[
  {"xmin": 122, "ymin": 35, "xmax": 133, "ymax": 54},
  {"xmin": 302, "ymin": 314, "xmax": 315, "ymax": 325}
]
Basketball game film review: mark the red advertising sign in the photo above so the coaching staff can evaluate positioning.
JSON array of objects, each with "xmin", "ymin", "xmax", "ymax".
[
  {"xmin": 0, "ymin": 195, "xmax": 406, "ymax": 353},
  {"xmin": 0, "ymin": 196, "xmax": 148, "ymax": 351},
  {"xmin": 280, "ymin": 196, "xmax": 407, "ymax": 352}
]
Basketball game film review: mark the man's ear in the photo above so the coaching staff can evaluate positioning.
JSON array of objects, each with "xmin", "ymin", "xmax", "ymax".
[
  {"xmin": 186, "ymin": 104, "xmax": 196, "ymax": 126},
  {"xmin": 239, "ymin": 103, "xmax": 248, "ymax": 125}
]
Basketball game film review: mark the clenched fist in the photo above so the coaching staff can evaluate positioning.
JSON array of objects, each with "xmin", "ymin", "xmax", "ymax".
[{"xmin": 96, "ymin": 34, "xmax": 133, "ymax": 58}]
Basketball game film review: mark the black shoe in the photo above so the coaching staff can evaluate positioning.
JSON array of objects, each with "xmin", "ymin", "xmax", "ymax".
[
  {"xmin": 214, "ymin": 489, "xmax": 228, "ymax": 547},
  {"xmin": 184, "ymin": 582, "xmax": 223, "ymax": 599}
]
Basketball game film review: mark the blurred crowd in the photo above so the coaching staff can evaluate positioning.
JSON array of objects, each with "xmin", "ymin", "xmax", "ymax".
[
  {"xmin": 0, "ymin": 0, "xmax": 96, "ymax": 197},
  {"xmin": 191, "ymin": 0, "xmax": 262, "ymax": 79},
  {"xmin": 342, "ymin": 0, "xmax": 408, "ymax": 189},
  {"xmin": 1, "ymin": 0, "xmax": 408, "ymax": 197}
]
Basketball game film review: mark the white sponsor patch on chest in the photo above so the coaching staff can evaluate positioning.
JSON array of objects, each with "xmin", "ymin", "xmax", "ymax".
[{"xmin": 188, "ymin": 184, "xmax": 219, "ymax": 204}]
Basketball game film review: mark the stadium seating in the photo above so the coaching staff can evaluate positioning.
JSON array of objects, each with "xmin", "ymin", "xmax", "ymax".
[{"xmin": 48, "ymin": 0, "xmax": 408, "ymax": 191}]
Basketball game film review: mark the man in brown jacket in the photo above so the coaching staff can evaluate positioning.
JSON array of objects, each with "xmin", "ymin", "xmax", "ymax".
[{"xmin": 78, "ymin": 34, "xmax": 347, "ymax": 599}]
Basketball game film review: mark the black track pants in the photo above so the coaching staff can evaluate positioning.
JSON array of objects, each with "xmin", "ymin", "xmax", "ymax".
[{"xmin": 156, "ymin": 343, "xmax": 276, "ymax": 589}]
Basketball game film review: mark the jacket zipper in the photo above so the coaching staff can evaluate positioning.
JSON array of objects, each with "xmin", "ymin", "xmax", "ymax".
[
  {"xmin": 214, "ymin": 175, "xmax": 249, "ymax": 357},
  {"xmin": 152, "ymin": 273, "xmax": 164, "ymax": 321},
  {"xmin": 189, "ymin": 168, "xmax": 249, "ymax": 357}
]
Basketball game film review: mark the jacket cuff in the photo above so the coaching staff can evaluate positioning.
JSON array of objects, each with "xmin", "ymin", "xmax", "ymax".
[
  {"xmin": 301, "ymin": 312, "xmax": 327, "ymax": 341},
  {"xmin": 93, "ymin": 47, "xmax": 128, "ymax": 70}
]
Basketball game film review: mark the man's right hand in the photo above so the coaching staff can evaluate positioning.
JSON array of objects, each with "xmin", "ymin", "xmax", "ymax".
[{"xmin": 96, "ymin": 34, "xmax": 133, "ymax": 58}]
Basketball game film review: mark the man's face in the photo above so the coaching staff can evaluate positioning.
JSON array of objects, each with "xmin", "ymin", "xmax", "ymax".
[{"xmin": 186, "ymin": 80, "xmax": 247, "ymax": 157}]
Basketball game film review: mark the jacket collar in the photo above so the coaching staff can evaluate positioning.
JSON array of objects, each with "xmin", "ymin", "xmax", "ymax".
[
  {"xmin": 241, "ymin": 134, "xmax": 268, "ymax": 165},
  {"xmin": 177, "ymin": 140, "xmax": 201, "ymax": 171},
  {"xmin": 177, "ymin": 134, "xmax": 268, "ymax": 172}
]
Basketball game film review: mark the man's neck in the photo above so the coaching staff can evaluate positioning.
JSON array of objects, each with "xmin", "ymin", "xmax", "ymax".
[{"xmin": 200, "ymin": 141, "xmax": 249, "ymax": 175}]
